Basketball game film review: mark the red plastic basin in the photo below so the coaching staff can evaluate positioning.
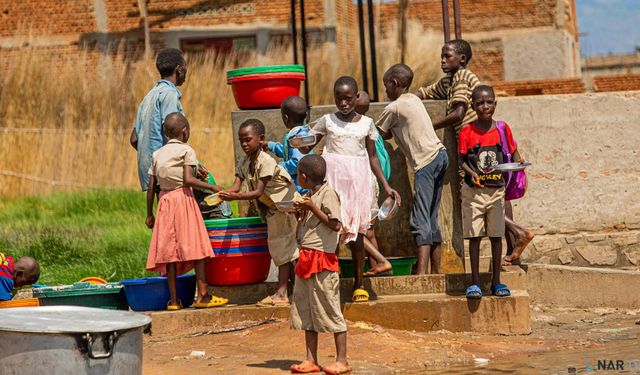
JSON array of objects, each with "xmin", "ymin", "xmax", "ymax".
[
  {"xmin": 206, "ymin": 252, "xmax": 271, "ymax": 286},
  {"xmin": 228, "ymin": 72, "xmax": 305, "ymax": 110}
]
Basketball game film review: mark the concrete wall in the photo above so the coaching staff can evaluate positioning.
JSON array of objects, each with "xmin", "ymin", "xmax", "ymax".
[{"xmin": 231, "ymin": 91, "xmax": 640, "ymax": 270}]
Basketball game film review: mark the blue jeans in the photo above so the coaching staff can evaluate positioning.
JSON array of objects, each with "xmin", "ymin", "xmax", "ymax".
[{"xmin": 410, "ymin": 149, "xmax": 449, "ymax": 246}]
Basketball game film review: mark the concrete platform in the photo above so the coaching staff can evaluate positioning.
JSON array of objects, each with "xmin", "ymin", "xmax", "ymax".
[
  {"xmin": 149, "ymin": 290, "xmax": 530, "ymax": 337},
  {"xmin": 149, "ymin": 270, "xmax": 530, "ymax": 337}
]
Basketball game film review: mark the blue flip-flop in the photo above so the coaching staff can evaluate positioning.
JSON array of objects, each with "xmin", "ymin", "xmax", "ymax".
[
  {"xmin": 466, "ymin": 284, "xmax": 482, "ymax": 299},
  {"xmin": 491, "ymin": 283, "xmax": 511, "ymax": 297}
]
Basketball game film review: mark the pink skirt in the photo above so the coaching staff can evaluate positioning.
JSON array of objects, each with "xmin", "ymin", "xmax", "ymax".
[
  {"xmin": 146, "ymin": 187, "xmax": 211, "ymax": 275},
  {"xmin": 323, "ymin": 152, "xmax": 375, "ymax": 243}
]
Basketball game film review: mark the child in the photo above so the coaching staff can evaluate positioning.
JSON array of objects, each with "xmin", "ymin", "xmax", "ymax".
[
  {"xmin": 0, "ymin": 252, "xmax": 39, "ymax": 301},
  {"xmin": 266, "ymin": 96, "xmax": 312, "ymax": 194},
  {"xmin": 131, "ymin": 48, "xmax": 188, "ymax": 192},
  {"xmin": 219, "ymin": 119, "xmax": 300, "ymax": 306},
  {"xmin": 308, "ymin": 76, "xmax": 400, "ymax": 302},
  {"xmin": 415, "ymin": 39, "xmax": 480, "ymax": 135},
  {"xmin": 458, "ymin": 85, "xmax": 520, "ymax": 298},
  {"xmin": 377, "ymin": 64, "xmax": 449, "ymax": 274},
  {"xmin": 146, "ymin": 112, "xmax": 228, "ymax": 309},
  {"xmin": 354, "ymin": 91, "xmax": 392, "ymax": 276},
  {"xmin": 290, "ymin": 154, "xmax": 350, "ymax": 375}
]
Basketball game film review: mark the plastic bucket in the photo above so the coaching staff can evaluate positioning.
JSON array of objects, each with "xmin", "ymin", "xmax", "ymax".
[
  {"xmin": 120, "ymin": 274, "xmax": 196, "ymax": 311},
  {"xmin": 228, "ymin": 72, "xmax": 305, "ymax": 110}
]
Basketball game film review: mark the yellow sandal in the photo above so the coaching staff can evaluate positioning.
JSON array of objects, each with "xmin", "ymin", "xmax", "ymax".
[
  {"xmin": 352, "ymin": 288, "xmax": 369, "ymax": 302},
  {"xmin": 193, "ymin": 295, "xmax": 229, "ymax": 308}
]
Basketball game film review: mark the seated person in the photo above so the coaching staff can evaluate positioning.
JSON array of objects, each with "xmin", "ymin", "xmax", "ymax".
[{"xmin": 0, "ymin": 252, "xmax": 40, "ymax": 301}]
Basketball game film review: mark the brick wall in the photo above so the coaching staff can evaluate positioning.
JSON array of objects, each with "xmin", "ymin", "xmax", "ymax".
[
  {"xmin": 593, "ymin": 74, "xmax": 640, "ymax": 93},
  {"xmin": 491, "ymin": 78, "xmax": 584, "ymax": 96},
  {"xmin": 0, "ymin": 0, "xmax": 96, "ymax": 36},
  {"xmin": 467, "ymin": 39, "xmax": 505, "ymax": 82}
]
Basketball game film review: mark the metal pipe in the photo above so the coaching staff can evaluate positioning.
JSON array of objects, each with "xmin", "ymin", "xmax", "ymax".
[
  {"xmin": 367, "ymin": 0, "xmax": 379, "ymax": 101},
  {"xmin": 299, "ymin": 0, "xmax": 309, "ymax": 103},
  {"xmin": 357, "ymin": 0, "xmax": 369, "ymax": 94},
  {"xmin": 453, "ymin": 0, "xmax": 461, "ymax": 39},
  {"xmin": 290, "ymin": 0, "xmax": 298, "ymax": 64},
  {"xmin": 441, "ymin": 0, "xmax": 451, "ymax": 42}
]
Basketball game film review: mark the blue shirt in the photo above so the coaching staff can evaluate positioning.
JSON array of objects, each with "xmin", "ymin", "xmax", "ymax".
[
  {"xmin": 0, "ymin": 253, "xmax": 15, "ymax": 301},
  {"xmin": 133, "ymin": 80, "xmax": 183, "ymax": 191},
  {"xmin": 267, "ymin": 125, "xmax": 312, "ymax": 194}
]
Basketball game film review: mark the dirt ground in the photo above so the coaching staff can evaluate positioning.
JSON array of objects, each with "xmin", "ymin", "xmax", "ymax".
[{"xmin": 143, "ymin": 305, "xmax": 640, "ymax": 374}]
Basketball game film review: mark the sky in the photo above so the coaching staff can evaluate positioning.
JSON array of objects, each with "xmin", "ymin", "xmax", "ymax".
[{"xmin": 576, "ymin": 0, "xmax": 640, "ymax": 56}]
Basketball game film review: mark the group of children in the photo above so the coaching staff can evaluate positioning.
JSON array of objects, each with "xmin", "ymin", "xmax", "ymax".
[{"xmin": 128, "ymin": 38, "xmax": 532, "ymax": 373}]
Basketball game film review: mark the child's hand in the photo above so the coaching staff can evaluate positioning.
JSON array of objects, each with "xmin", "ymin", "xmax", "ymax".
[
  {"xmin": 294, "ymin": 197, "xmax": 315, "ymax": 211},
  {"xmin": 218, "ymin": 191, "xmax": 239, "ymax": 201},
  {"xmin": 471, "ymin": 174, "xmax": 485, "ymax": 188},
  {"xmin": 196, "ymin": 165, "xmax": 208, "ymax": 180},
  {"xmin": 145, "ymin": 215, "xmax": 155, "ymax": 229},
  {"xmin": 385, "ymin": 187, "xmax": 402, "ymax": 207}
]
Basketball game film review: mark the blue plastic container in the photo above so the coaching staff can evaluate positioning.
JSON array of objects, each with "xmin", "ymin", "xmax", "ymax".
[{"xmin": 121, "ymin": 274, "xmax": 196, "ymax": 311}]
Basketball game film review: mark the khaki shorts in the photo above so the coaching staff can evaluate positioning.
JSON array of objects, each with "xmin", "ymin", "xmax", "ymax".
[
  {"xmin": 290, "ymin": 270, "xmax": 347, "ymax": 333},
  {"xmin": 266, "ymin": 211, "xmax": 300, "ymax": 266},
  {"xmin": 461, "ymin": 185, "xmax": 505, "ymax": 239}
]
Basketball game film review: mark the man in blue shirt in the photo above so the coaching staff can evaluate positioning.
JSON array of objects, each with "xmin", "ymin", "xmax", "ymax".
[
  {"xmin": 266, "ymin": 96, "xmax": 313, "ymax": 193},
  {"xmin": 130, "ymin": 48, "xmax": 187, "ymax": 191}
]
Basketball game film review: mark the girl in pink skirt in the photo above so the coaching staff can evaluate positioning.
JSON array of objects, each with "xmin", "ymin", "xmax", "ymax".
[
  {"xmin": 308, "ymin": 76, "xmax": 401, "ymax": 302},
  {"xmin": 146, "ymin": 112, "xmax": 228, "ymax": 310}
]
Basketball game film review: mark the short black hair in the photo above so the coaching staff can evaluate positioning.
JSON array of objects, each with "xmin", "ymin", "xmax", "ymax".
[
  {"xmin": 334, "ymin": 76, "xmax": 358, "ymax": 93},
  {"xmin": 239, "ymin": 118, "xmax": 266, "ymax": 136},
  {"xmin": 471, "ymin": 84, "xmax": 495, "ymax": 102},
  {"xmin": 298, "ymin": 154, "xmax": 326, "ymax": 184},
  {"xmin": 156, "ymin": 48, "xmax": 185, "ymax": 77},
  {"xmin": 384, "ymin": 64, "xmax": 414, "ymax": 88},
  {"xmin": 163, "ymin": 112, "xmax": 189, "ymax": 137},
  {"xmin": 281, "ymin": 96, "xmax": 308, "ymax": 124},
  {"xmin": 445, "ymin": 39, "xmax": 473, "ymax": 63}
]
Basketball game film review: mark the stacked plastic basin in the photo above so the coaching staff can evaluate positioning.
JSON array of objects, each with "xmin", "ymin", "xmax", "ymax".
[
  {"xmin": 205, "ymin": 217, "xmax": 271, "ymax": 285},
  {"xmin": 227, "ymin": 64, "xmax": 306, "ymax": 109}
]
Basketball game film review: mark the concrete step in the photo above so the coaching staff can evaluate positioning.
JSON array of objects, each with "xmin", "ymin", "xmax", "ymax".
[
  {"xmin": 208, "ymin": 269, "xmax": 527, "ymax": 305},
  {"xmin": 149, "ymin": 290, "xmax": 530, "ymax": 337}
]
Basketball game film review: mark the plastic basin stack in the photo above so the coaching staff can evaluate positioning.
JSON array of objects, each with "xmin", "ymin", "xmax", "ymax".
[
  {"xmin": 205, "ymin": 217, "xmax": 271, "ymax": 285},
  {"xmin": 227, "ymin": 64, "xmax": 306, "ymax": 109}
]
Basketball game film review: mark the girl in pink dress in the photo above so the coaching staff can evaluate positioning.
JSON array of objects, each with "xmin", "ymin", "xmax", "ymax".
[
  {"xmin": 309, "ymin": 76, "xmax": 401, "ymax": 302},
  {"xmin": 146, "ymin": 112, "xmax": 228, "ymax": 310}
]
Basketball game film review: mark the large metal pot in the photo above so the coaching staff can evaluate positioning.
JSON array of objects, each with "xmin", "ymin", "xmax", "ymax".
[{"xmin": 0, "ymin": 306, "xmax": 151, "ymax": 375}]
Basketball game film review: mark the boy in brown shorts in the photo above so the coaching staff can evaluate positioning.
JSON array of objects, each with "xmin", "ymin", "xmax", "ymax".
[
  {"xmin": 220, "ymin": 119, "xmax": 300, "ymax": 306},
  {"xmin": 290, "ymin": 154, "xmax": 350, "ymax": 375}
]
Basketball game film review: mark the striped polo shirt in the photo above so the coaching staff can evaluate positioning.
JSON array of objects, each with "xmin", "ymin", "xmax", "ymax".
[{"xmin": 418, "ymin": 68, "xmax": 480, "ymax": 136}]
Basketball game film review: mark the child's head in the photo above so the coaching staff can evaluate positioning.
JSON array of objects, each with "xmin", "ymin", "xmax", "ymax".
[
  {"xmin": 280, "ymin": 96, "xmax": 308, "ymax": 129},
  {"xmin": 14, "ymin": 256, "xmax": 39, "ymax": 287},
  {"xmin": 471, "ymin": 85, "xmax": 497, "ymax": 121},
  {"xmin": 297, "ymin": 154, "xmax": 326, "ymax": 189},
  {"xmin": 163, "ymin": 112, "xmax": 190, "ymax": 142},
  {"xmin": 333, "ymin": 76, "xmax": 358, "ymax": 116},
  {"xmin": 383, "ymin": 64, "xmax": 414, "ymax": 101},
  {"xmin": 238, "ymin": 119, "xmax": 266, "ymax": 156},
  {"xmin": 156, "ymin": 48, "xmax": 187, "ymax": 86},
  {"xmin": 355, "ymin": 91, "xmax": 370, "ymax": 115},
  {"xmin": 441, "ymin": 39, "xmax": 472, "ymax": 73}
]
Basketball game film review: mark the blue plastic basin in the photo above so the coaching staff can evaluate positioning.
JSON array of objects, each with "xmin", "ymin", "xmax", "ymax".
[{"xmin": 121, "ymin": 274, "xmax": 196, "ymax": 311}]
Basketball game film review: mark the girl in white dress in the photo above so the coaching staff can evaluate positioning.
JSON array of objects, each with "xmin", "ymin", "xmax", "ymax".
[{"xmin": 309, "ymin": 76, "xmax": 400, "ymax": 302}]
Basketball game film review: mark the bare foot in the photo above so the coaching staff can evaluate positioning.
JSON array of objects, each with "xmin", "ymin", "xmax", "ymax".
[
  {"xmin": 322, "ymin": 361, "xmax": 352, "ymax": 375},
  {"xmin": 363, "ymin": 261, "xmax": 392, "ymax": 277},
  {"xmin": 506, "ymin": 231, "xmax": 535, "ymax": 264},
  {"xmin": 290, "ymin": 360, "xmax": 321, "ymax": 373}
]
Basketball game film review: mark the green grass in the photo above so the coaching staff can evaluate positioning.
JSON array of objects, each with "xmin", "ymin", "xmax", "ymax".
[{"xmin": 0, "ymin": 189, "xmax": 153, "ymax": 285}]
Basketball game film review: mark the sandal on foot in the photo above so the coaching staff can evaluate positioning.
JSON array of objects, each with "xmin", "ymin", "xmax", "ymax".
[
  {"xmin": 290, "ymin": 361, "xmax": 321, "ymax": 373},
  {"xmin": 466, "ymin": 284, "xmax": 482, "ymax": 299},
  {"xmin": 352, "ymin": 288, "xmax": 369, "ymax": 302},
  {"xmin": 166, "ymin": 301, "xmax": 183, "ymax": 311},
  {"xmin": 491, "ymin": 283, "xmax": 511, "ymax": 297},
  {"xmin": 256, "ymin": 295, "xmax": 290, "ymax": 307},
  {"xmin": 193, "ymin": 295, "xmax": 228, "ymax": 308}
]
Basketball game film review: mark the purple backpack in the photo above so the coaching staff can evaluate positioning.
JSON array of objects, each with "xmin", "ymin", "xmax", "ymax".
[{"xmin": 496, "ymin": 121, "xmax": 527, "ymax": 201}]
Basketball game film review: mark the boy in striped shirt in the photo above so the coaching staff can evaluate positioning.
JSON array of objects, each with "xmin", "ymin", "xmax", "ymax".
[{"xmin": 416, "ymin": 39, "xmax": 480, "ymax": 136}]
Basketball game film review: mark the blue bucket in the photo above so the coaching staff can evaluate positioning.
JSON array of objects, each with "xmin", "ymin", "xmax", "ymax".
[{"xmin": 121, "ymin": 274, "xmax": 196, "ymax": 311}]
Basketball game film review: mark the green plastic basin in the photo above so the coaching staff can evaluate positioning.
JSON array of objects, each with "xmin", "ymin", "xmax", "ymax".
[
  {"xmin": 33, "ymin": 282, "xmax": 128, "ymax": 310},
  {"xmin": 204, "ymin": 216, "xmax": 265, "ymax": 228},
  {"xmin": 338, "ymin": 257, "xmax": 417, "ymax": 278},
  {"xmin": 226, "ymin": 64, "xmax": 305, "ymax": 79}
]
